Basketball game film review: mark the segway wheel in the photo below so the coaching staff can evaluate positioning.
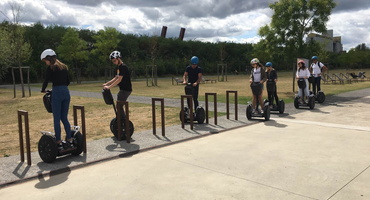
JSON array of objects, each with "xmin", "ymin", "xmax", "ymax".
[
  {"xmin": 263, "ymin": 105, "xmax": 270, "ymax": 121},
  {"xmin": 195, "ymin": 107, "xmax": 205, "ymax": 124},
  {"xmin": 71, "ymin": 131, "xmax": 84, "ymax": 155},
  {"xmin": 294, "ymin": 97, "xmax": 300, "ymax": 109},
  {"xmin": 317, "ymin": 92, "xmax": 326, "ymax": 103},
  {"xmin": 110, "ymin": 118, "xmax": 135, "ymax": 140},
  {"xmin": 278, "ymin": 100, "xmax": 285, "ymax": 114},
  {"xmin": 246, "ymin": 105, "xmax": 252, "ymax": 120},
  {"xmin": 309, "ymin": 97, "xmax": 315, "ymax": 109},
  {"xmin": 38, "ymin": 135, "xmax": 58, "ymax": 163},
  {"xmin": 179, "ymin": 108, "xmax": 189, "ymax": 123}
]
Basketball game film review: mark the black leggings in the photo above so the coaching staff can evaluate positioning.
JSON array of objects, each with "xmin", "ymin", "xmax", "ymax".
[
  {"xmin": 267, "ymin": 90, "xmax": 279, "ymax": 106},
  {"xmin": 185, "ymin": 84, "xmax": 199, "ymax": 110}
]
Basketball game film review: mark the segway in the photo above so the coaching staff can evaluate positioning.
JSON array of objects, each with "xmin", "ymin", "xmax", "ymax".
[
  {"xmin": 38, "ymin": 126, "xmax": 84, "ymax": 163},
  {"xmin": 308, "ymin": 75, "xmax": 326, "ymax": 103},
  {"xmin": 179, "ymin": 83, "xmax": 205, "ymax": 124},
  {"xmin": 265, "ymin": 81, "xmax": 285, "ymax": 114},
  {"xmin": 102, "ymin": 89, "xmax": 134, "ymax": 140},
  {"xmin": 246, "ymin": 82, "xmax": 270, "ymax": 121},
  {"xmin": 294, "ymin": 78, "xmax": 315, "ymax": 109}
]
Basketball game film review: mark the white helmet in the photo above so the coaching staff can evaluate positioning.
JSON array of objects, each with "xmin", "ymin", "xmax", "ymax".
[
  {"xmin": 40, "ymin": 49, "xmax": 56, "ymax": 60},
  {"xmin": 109, "ymin": 51, "xmax": 121, "ymax": 59}
]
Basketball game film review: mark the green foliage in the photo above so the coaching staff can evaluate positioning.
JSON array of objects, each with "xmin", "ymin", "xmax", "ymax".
[
  {"xmin": 258, "ymin": 0, "xmax": 336, "ymax": 69},
  {"xmin": 91, "ymin": 27, "xmax": 121, "ymax": 65},
  {"xmin": 337, "ymin": 44, "xmax": 370, "ymax": 69},
  {"xmin": 57, "ymin": 27, "xmax": 88, "ymax": 64},
  {"xmin": 0, "ymin": 26, "xmax": 12, "ymax": 79}
]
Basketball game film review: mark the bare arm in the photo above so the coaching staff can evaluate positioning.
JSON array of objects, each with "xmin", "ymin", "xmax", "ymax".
[
  {"xmin": 183, "ymin": 72, "xmax": 188, "ymax": 84},
  {"xmin": 193, "ymin": 73, "xmax": 203, "ymax": 86},
  {"xmin": 104, "ymin": 76, "xmax": 122, "ymax": 90},
  {"xmin": 103, "ymin": 76, "xmax": 117, "ymax": 87}
]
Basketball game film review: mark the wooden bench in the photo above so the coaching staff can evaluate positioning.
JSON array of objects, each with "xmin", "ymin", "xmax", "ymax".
[
  {"xmin": 332, "ymin": 73, "xmax": 344, "ymax": 84},
  {"xmin": 202, "ymin": 77, "xmax": 217, "ymax": 84},
  {"xmin": 339, "ymin": 73, "xmax": 352, "ymax": 84},
  {"xmin": 172, "ymin": 77, "xmax": 183, "ymax": 85}
]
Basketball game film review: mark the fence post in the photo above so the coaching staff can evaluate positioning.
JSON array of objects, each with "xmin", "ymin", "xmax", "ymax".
[
  {"xmin": 181, "ymin": 95, "xmax": 193, "ymax": 130},
  {"xmin": 73, "ymin": 105, "xmax": 87, "ymax": 153},
  {"xmin": 226, "ymin": 91, "xmax": 238, "ymax": 120},
  {"xmin": 18, "ymin": 110, "xmax": 31, "ymax": 165},
  {"xmin": 152, "ymin": 98, "xmax": 165, "ymax": 136},
  {"xmin": 117, "ymin": 101, "xmax": 131, "ymax": 143},
  {"xmin": 205, "ymin": 93, "xmax": 217, "ymax": 125}
]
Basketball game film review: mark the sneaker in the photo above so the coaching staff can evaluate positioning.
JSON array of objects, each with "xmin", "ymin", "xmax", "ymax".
[
  {"xmin": 259, "ymin": 109, "xmax": 264, "ymax": 114},
  {"xmin": 252, "ymin": 108, "xmax": 256, "ymax": 114},
  {"xmin": 68, "ymin": 141, "xmax": 74, "ymax": 148},
  {"xmin": 58, "ymin": 143, "xmax": 64, "ymax": 151},
  {"xmin": 61, "ymin": 141, "xmax": 73, "ymax": 149}
]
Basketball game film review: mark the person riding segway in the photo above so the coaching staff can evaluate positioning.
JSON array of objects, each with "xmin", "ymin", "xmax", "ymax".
[
  {"xmin": 38, "ymin": 49, "xmax": 84, "ymax": 163},
  {"xmin": 179, "ymin": 56, "xmax": 205, "ymax": 124},
  {"xmin": 294, "ymin": 60, "xmax": 315, "ymax": 109},
  {"xmin": 246, "ymin": 58, "xmax": 270, "ymax": 121},
  {"xmin": 102, "ymin": 51, "xmax": 134, "ymax": 140},
  {"xmin": 265, "ymin": 62, "xmax": 285, "ymax": 114},
  {"xmin": 309, "ymin": 56, "xmax": 327, "ymax": 103}
]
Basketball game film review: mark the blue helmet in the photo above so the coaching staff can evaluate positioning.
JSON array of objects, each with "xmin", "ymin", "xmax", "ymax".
[
  {"xmin": 265, "ymin": 62, "xmax": 273, "ymax": 67},
  {"xmin": 311, "ymin": 56, "xmax": 318, "ymax": 60},
  {"xmin": 190, "ymin": 56, "xmax": 199, "ymax": 65}
]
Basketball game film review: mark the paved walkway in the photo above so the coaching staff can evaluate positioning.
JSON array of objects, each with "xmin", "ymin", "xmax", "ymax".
[{"xmin": 1, "ymin": 87, "xmax": 370, "ymax": 199}]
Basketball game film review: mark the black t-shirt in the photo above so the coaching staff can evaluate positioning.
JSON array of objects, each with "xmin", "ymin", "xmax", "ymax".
[
  {"xmin": 42, "ymin": 65, "xmax": 70, "ymax": 91},
  {"xmin": 117, "ymin": 64, "xmax": 132, "ymax": 91},
  {"xmin": 185, "ymin": 65, "xmax": 202, "ymax": 83},
  {"xmin": 267, "ymin": 69, "xmax": 278, "ymax": 82}
]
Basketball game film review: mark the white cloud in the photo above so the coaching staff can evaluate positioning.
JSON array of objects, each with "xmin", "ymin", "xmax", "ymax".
[
  {"xmin": 0, "ymin": 0, "xmax": 369, "ymax": 50},
  {"xmin": 327, "ymin": 8, "xmax": 370, "ymax": 50}
]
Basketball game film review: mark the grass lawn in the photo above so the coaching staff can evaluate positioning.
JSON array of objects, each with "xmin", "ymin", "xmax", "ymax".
[{"xmin": 1, "ymin": 68, "xmax": 370, "ymax": 157}]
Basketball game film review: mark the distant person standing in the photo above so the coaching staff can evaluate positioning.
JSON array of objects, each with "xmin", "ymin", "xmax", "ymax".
[
  {"xmin": 40, "ymin": 49, "xmax": 72, "ymax": 150},
  {"xmin": 310, "ymin": 56, "xmax": 327, "ymax": 95},
  {"xmin": 296, "ymin": 60, "xmax": 310, "ymax": 103},
  {"xmin": 183, "ymin": 56, "xmax": 203, "ymax": 110},
  {"xmin": 249, "ymin": 58, "xmax": 267, "ymax": 114},
  {"xmin": 265, "ymin": 62, "xmax": 279, "ymax": 108}
]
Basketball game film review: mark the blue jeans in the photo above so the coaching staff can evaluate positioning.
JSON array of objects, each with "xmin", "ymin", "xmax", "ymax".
[{"xmin": 52, "ymin": 86, "xmax": 71, "ymax": 141}]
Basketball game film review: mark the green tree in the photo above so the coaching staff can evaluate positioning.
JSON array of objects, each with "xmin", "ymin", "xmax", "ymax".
[
  {"xmin": 0, "ymin": 26, "xmax": 12, "ymax": 79},
  {"xmin": 91, "ymin": 27, "xmax": 121, "ymax": 76},
  {"xmin": 259, "ymin": 0, "xmax": 336, "ymax": 69},
  {"xmin": 2, "ymin": 1, "xmax": 32, "ymax": 97},
  {"xmin": 57, "ymin": 27, "xmax": 88, "ymax": 84}
]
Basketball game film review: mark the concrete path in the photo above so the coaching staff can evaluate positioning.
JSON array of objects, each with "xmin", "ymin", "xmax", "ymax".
[{"xmin": 1, "ymin": 88, "xmax": 369, "ymax": 199}]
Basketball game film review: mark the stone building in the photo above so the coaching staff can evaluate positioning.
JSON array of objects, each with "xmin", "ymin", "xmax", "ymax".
[{"xmin": 306, "ymin": 30, "xmax": 343, "ymax": 53}]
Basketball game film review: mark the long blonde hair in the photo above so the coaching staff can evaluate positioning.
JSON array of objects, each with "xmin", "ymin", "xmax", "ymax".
[{"xmin": 47, "ymin": 56, "xmax": 68, "ymax": 71}]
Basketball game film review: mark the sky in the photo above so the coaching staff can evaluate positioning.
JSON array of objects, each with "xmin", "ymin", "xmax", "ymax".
[{"xmin": 0, "ymin": 0, "xmax": 369, "ymax": 51}]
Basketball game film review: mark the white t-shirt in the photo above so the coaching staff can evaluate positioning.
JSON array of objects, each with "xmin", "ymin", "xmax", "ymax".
[
  {"xmin": 296, "ymin": 68, "xmax": 310, "ymax": 78},
  {"xmin": 311, "ymin": 62, "xmax": 324, "ymax": 77},
  {"xmin": 253, "ymin": 67, "xmax": 262, "ymax": 82}
]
